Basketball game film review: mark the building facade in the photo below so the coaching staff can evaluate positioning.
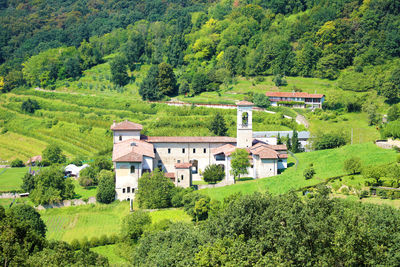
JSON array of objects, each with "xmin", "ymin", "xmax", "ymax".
[
  {"xmin": 112, "ymin": 101, "xmax": 288, "ymax": 201},
  {"xmin": 265, "ymin": 92, "xmax": 325, "ymax": 109}
]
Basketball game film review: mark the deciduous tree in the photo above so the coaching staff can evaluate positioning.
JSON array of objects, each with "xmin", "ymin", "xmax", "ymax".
[{"xmin": 230, "ymin": 149, "xmax": 250, "ymax": 182}]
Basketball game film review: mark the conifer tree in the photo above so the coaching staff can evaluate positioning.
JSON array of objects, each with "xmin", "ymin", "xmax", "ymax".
[
  {"xmin": 291, "ymin": 130, "xmax": 301, "ymax": 153},
  {"xmin": 209, "ymin": 113, "xmax": 228, "ymax": 136}
]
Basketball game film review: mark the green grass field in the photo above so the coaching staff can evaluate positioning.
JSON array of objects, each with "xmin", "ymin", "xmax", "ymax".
[
  {"xmin": 91, "ymin": 244, "xmax": 129, "ymax": 266},
  {"xmin": 40, "ymin": 201, "xmax": 191, "ymax": 243},
  {"xmin": 72, "ymin": 179, "xmax": 97, "ymax": 199},
  {"xmin": 201, "ymin": 143, "xmax": 397, "ymax": 201},
  {"xmin": 0, "ymin": 167, "xmax": 34, "ymax": 191}
]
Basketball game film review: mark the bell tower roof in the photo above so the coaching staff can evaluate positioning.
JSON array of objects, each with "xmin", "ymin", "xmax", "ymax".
[{"xmin": 236, "ymin": 100, "xmax": 254, "ymax": 106}]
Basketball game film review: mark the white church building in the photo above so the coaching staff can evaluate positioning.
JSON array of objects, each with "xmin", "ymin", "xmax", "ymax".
[{"xmin": 112, "ymin": 101, "xmax": 288, "ymax": 201}]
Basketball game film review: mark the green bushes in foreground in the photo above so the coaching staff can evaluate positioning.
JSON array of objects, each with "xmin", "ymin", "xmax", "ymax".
[{"xmin": 132, "ymin": 189, "xmax": 400, "ymax": 266}]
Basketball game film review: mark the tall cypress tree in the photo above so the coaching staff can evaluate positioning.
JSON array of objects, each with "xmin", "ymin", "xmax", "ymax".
[
  {"xmin": 286, "ymin": 134, "xmax": 291, "ymax": 151},
  {"xmin": 291, "ymin": 130, "xmax": 301, "ymax": 153}
]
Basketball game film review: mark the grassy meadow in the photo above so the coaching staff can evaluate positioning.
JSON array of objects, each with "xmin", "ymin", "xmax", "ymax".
[
  {"xmin": 40, "ymin": 201, "xmax": 191, "ymax": 243},
  {"xmin": 0, "ymin": 167, "xmax": 36, "ymax": 191},
  {"xmin": 201, "ymin": 143, "xmax": 397, "ymax": 201}
]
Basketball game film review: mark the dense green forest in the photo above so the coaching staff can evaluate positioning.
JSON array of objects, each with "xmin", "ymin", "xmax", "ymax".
[{"xmin": 1, "ymin": 0, "xmax": 400, "ymax": 102}]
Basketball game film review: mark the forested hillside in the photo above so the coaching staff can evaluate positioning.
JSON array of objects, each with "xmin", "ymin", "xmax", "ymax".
[
  {"xmin": 1, "ymin": 0, "xmax": 400, "ymax": 100},
  {"xmin": 1, "ymin": 0, "xmax": 400, "ymax": 160}
]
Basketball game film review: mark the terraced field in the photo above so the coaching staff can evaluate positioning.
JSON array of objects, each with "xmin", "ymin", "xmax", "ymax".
[{"xmin": 0, "ymin": 88, "xmax": 296, "ymax": 162}]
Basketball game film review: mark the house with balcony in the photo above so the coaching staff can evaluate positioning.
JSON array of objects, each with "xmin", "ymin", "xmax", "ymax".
[{"xmin": 265, "ymin": 92, "xmax": 325, "ymax": 109}]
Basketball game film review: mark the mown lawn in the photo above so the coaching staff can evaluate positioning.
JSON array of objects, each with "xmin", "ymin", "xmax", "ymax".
[
  {"xmin": 201, "ymin": 143, "xmax": 397, "ymax": 201},
  {"xmin": 0, "ymin": 167, "xmax": 33, "ymax": 191},
  {"xmin": 40, "ymin": 201, "xmax": 190, "ymax": 243}
]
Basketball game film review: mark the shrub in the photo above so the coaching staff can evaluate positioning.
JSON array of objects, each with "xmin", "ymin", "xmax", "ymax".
[
  {"xmin": 397, "ymin": 154, "xmax": 400, "ymax": 163},
  {"xmin": 96, "ymin": 170, "xmax": 115, "ymax": 204},
  {"xmin": 99, "ymin": 235, "xmax": 109, "ymax": 246},
  {"xmin": 78, "ymin": 176, "xmax": 94, "ymax": 188},
  {"xmin": 359, "ymin": 190, "xmax": 369, "ymax": 199},
  {"xmin": 90, "ymin": 236, "xmax": 100, "ymax": 247},
  {"xmin": 80, "ymin": 236, "xmax": 89, "ymax": 248},
  {"xmin": 253, "ymin": 93, "xmax": 270, "ymax": 108},
  {"xmin": 11, "ymin": 158, "xmax": 24, "ymax": 167},
  {"xmin": 203, "ymin": 164, "xmax": 225, "ymax": 184},
  {"xmin": 312, "ymin": 132, "xmax": 346, "ymax": 150},
  {"xmin": 304, "ymin": 165, "xmax": 315, "ymax": 180},
  {"xmin": 70, "ymin": 239, "xmax": 81, "ymax": 250},
  {"xmin": 21, "ymin": 98, "xmax": 40, "ymax": 113},
  {"xmin": 343, "ymin": 157, "xmax": 362, "ymax": 174},
  {"xmin": 121, "ymin": 211, "xmax": 152, "ymax": 243},
  {"xmin": 273, "ymin": 74, "xmax": 287, "ymax": 87}
]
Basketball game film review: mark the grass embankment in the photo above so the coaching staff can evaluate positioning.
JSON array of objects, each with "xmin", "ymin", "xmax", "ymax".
[
  {"xmin": 201, "ymin": 143, "xmax": 397, "ymax": 201},
  {"xmin": 40, "ymin": 201, "xmax": 191, "ymax": 243}
]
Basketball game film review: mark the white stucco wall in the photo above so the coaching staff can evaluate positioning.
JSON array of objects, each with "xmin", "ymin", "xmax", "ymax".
[
  {"xmin": 115, "ymin": 162, "xmax": 140, "ymax": 201},
  {"xmin": 113, "ymin": 130, "xmax": 141, "ymax": 143}
]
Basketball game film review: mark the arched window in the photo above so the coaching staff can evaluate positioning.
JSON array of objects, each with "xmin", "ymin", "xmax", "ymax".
[
  {"xmin": 242, "ymin": 112, "xmax": 248, "ymax": 127},
  {"xmin": 119, "ymin": 135, "xmax": 122, "ymax": 141},
  {"xmin": 130, "ymin": 165, "xmax": 135, "ymax": 174}
]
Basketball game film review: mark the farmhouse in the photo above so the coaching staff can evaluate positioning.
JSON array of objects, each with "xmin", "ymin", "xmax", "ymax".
[
  {"xmin": 112, "ymin": 101, "xmax": 288, "ymax": 201},
  {"xmin": 265, "ymin": 92, "xmax": 325, "ymax": 109}
]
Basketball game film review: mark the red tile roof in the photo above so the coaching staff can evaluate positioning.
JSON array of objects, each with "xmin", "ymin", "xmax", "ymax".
[
  {"xmin": 110, "ymin": 120, "xmax": 143, "ymax": 131},
  {"xmin": 26, "ymin": 155, "xmax": 42, "ymax": 164},
  {"xmin": 175, "ymin": 163, "xmax": 192, "ymax": 169},
  {"xmin": 265, "ymin": 92, "xmax": 324, "ymax": 99},
  {"xmin": 144, "ymin": 136, "xmax": 237, "ymax": 143},
  {"xmin": 211, "ymin": 144, "xmax": 237, "ymax": 156},
  {"xmin": 278, "ymin": 154, "xmax": 288, "ymax": 159},
  {"xmin": 165, "ymin": 172, "xmax": 175, "ymax": 179},
  {"xmin": 236, "ymin": 100, "xmax": 254, "ymax": 106},
  {"xmin": 112, "ymin": 138, "xmax": 155, "ymax": 162}
]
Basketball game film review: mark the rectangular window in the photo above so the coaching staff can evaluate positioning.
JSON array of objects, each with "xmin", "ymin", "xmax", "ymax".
[
  {"xmin": 168, "ymin": 148, "xmax": 171, "ymax": 154},
  {"xmin": 204, "ymin": 148, "xmax": 207, "ymax": 153},
  {"xmin": 119, "ymin": 135, "xmax": 122, "ymax": 141},
  {"xmin": 182, "ymin": 148, "xmax": 185, "ymax": 153},
  {"xmin": 177, "ymin": 160, "xmax": 181, "ymax": 163},
  {"xmin": 130, "ymin": 165, "xmax": 135, "ymax": 174},
  {"xmin": 154, "ymin": 148, "xmax": 156, "ymax": 153},
  {"xmin": 122, "ymin": 188, "xmax": 126, "ymax": 193},
  {"xmin": 193, "ymin": 148, "xmax": 196, "ymax": 153},
  {"xmin": 127, "ymin": 187, "xmax": 130, "ymax": 193},
  {"xmin": 132, "ymin": 188, "xmax": 135, "ymax": 193},
  {"xmin": 181, "ymin": 175, "xmax": 184, "ymax": 180}
]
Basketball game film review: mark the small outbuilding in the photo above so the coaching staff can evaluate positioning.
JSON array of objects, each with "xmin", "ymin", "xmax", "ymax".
[
  {"xmin": 26, "ymin": 155, "xmax": 42, "ymax": 166},
  {"xmin": 64, "ymin": 164, "xmax": 89, "ymax": 177}
]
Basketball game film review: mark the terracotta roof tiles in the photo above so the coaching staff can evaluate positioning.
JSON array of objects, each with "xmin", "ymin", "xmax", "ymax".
[
  {"xmin": 112, "ymin": 138, "xmax": 154, "ymax": 162},
  {"xmin": 111, "ymin": 120, "xmax": 143, "ymax": 131},
  {"xmin": 236, "ymin": 100, "xmax": 254, "ymax": 106},
  {"xmin": 265, "ymin": 92, "xmax": 324, "ymax": 99},
  {"xmin": 175, "ymin": 163, "xmax": 192, "ymax": 169},
  {"xmin": 144, "ymin": 136, "xmax": 236, "ymax": 143}
]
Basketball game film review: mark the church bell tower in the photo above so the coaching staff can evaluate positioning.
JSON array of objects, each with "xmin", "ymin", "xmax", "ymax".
[{"xmin": 236, "ymin": 101, "xmax": 253, "ymax": 148}]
